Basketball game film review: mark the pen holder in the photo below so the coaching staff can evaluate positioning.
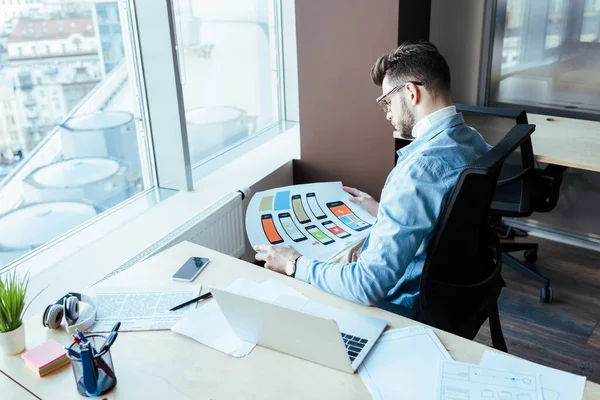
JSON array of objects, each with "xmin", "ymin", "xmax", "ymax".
[{"xmin": 66, "ymin": 335, "xmax": 117, "ymax": 397}]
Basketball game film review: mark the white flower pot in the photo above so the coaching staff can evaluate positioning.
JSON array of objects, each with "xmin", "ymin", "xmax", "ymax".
[{"xmin": 0, "ymin": 324, "xmax": 25, "ymax": 356}]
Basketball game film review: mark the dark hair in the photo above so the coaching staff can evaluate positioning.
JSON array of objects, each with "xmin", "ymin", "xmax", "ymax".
[{"xmin": 370, "ymin": 41, "xmax": 451, "ymax": 97}]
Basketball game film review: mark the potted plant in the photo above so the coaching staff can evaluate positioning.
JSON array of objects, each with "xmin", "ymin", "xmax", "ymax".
[{"xmin": 0, "ymin": 270, "xmax": 34, "ymax": 355}]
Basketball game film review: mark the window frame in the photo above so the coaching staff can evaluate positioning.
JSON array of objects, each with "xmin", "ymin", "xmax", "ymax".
[{"xmin": 479, "ymin": 0, "xmax": 600, "ymax": 121}]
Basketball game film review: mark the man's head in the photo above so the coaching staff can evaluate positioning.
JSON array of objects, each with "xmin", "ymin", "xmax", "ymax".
[{"xmin": 370, "ymin": 41, "xmax": 452, "ymax": 138}]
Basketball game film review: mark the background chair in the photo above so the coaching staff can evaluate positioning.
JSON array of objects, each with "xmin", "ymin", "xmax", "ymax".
[
  {"xmin": 456, "ymin": 104, "xmax": 565, "ymax": 303},
  {"xmin": 379, "ymin": 123, "xmax": 537, "ymax": 352}
]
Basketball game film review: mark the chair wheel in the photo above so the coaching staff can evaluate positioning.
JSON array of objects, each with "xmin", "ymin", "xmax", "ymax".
[
  {"xmin": 524, "ymin": 248, "xmax": 538, "ymax": 263},
  {"xmin": 540, "ymin": 287, "xmax": 553, "ymax": 303}
]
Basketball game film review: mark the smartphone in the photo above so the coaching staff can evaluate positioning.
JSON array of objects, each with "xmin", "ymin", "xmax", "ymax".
[
  {"xmin": 306, "ymin": 225, "xmax": 335, "ymax": 245},
  {"xmin": 326, "ymin": 201, "xmax": 372, "ymax": 232},
  {"xmin": 306, "ymin": 192, "xmax": 327, "ymax": 219},
  {"xmin": 291, "ymin": 194, "xmax": 311, "ymax": 224},
  {"xmin": 278, "ymin": 212, "xmax": 307, "ymax": 242},
  {"xmin": 261, "ymin": 214, "xmax": 284, "ymax": 244},
  {"xmin": 322, "ymin": 220, "xmax": 351, "ymax": 239},
  {"xmin": 172, "ymin": 257, "xmax": 210, "ymax": 282}
]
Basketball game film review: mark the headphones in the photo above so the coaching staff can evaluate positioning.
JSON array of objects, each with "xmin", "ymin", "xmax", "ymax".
[{"xmin": 42, "ymin": 292, "xmax": 97, "ymax": 334}]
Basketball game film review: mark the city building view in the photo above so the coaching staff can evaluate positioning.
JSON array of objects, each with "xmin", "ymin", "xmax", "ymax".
[{"xmin": 0, "ymin": 0, "xmax": 280, "ymax": 267}]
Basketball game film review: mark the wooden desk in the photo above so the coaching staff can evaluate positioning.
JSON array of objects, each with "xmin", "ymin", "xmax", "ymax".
[
  {"xmin": 1, "ymin": 241, "xmax": 599, "ymax": 399},
  {"xmin": 0, "ymin": 371, "xmax": 37, "ymax": 399},
  {"xmin": 393, "ymin": 113, "xmax": 600, "ymax": 172}
]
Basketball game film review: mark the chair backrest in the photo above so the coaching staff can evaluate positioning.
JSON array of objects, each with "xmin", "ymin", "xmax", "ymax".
[
  {"xmin": 455, "ymin": 104, "xmax": 537, "ymax": 216},
  {"xmin": 419, "ymin": 123, "xmax": 536, "ymax": 339}
]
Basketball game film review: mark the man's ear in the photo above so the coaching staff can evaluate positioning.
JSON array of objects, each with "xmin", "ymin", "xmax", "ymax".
[{"xmin": 406, "ymin": 82, "xmax": 420, "ymax": 106}]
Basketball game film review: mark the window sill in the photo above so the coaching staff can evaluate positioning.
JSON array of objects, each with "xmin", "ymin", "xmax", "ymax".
[{"xmin": 19, "ymin": 123, "xmax": 300, "ymax": 318}]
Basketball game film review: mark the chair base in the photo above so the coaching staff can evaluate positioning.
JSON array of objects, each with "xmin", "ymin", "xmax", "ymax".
[{"xmin": 501, "ymin": 245, "xmax": 553, "ymax": 303}]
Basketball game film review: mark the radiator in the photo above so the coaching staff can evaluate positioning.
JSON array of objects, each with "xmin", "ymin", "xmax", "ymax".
[{"xmin": 94, "ymin": 189, "xmax": 249, "ymax": 284}]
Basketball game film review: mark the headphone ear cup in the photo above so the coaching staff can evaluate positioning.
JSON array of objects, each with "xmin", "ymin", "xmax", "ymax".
[
  {"xmin": 43, "ymin": 305, "xmax": 64, "ymax": 329},
  {"xmin": 64, "ymin": 296, "xmax": 80, "ymax": 325}
]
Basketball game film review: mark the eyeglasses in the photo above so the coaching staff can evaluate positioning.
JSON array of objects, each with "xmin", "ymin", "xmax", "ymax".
[{"xmin": 376, "ymin": 81, "xmax": 424, "ymax": 113}]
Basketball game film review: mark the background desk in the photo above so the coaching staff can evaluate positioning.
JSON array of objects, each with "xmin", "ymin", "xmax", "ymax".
[
  {"xmin": 394, "ymin": 113, "xmax": 600, "ymax": 172},
  {"xmin": 1, "ymin": 241, "xmax": 599, "ymax": 399}
]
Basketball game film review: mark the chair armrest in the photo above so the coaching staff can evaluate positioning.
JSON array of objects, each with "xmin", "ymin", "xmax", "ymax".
[{"xmin": 496, "ymin": 165, "xmax": 534, "ymax": 186}]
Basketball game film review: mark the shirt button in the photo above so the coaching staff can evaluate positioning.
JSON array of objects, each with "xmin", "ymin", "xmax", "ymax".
[{"xmin": 377, "ymin": 244, "xmax": 383, "ymax": 250}]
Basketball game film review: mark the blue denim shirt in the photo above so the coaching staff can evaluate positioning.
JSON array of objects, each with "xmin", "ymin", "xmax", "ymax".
[{"xmin": 295, "ymin": 113, "xmax": 489, "ymax": 309}]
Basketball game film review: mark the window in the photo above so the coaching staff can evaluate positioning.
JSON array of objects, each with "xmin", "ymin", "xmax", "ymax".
[
  {"xmin": 173, "ymin": 0, "xmax": 284, "ymax": 170},
  {"xmin": 0, "ymin": 0, "xmax": 295, "ymax": 273},
  {"xmin": 0, "ymin": 2, "xmax": 153, "ymax": 269},
  {"xmin": 483, "ymin": 0, "xmax": 600, "ymax": 120}
]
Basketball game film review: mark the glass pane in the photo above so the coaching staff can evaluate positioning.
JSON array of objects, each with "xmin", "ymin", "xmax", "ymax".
[
  {"xmin": 490, "ymin": 0, "xmax": 600, "ymax": 118},
  {"xmin": 0, "ymin": 2, "xmax": 151, "ymax": 267},
  {"xmin": 173, "ymin": 0, "xmax": 282, "ymax": 165}
]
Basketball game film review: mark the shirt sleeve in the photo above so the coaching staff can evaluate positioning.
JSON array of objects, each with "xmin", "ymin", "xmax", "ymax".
[{"xmin": 294, "ymin": 156, "xmax": 452, "ymax": 306}]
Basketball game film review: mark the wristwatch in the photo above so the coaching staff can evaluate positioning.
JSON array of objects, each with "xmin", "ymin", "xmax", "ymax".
[{"xmin": 285, "ymin": 256, "xmax": 301, "ymax": 277}]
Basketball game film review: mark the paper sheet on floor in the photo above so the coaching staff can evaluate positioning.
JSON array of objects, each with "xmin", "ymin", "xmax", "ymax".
[
  {"xmin": 88, "ymin": 284, "xmax": 201, "ymax": 332},
  {"xmin": 358, "ymin": 326, "xmax": 453, "ymax": 399},
  {"xmin": 171, "ymin": 279, "xmax": 307, "ymax": 357},
  {"xmin": 437, "ymin": 360, "xmax": 544, "ymax": 400},
  {"xmin": 479, "ymin": 350, "xmax": 586, "ymax": 400}
]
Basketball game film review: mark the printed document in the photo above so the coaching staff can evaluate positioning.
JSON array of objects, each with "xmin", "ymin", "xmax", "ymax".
[
  {"xmin": 358, "ymin": 326, "xmax": 452, "ymax": 399},
  {"xmin": 479, "ymin": 351, "xmax": 586, "ymax": 400},
  {"xmin": 88, "ymin": 284, "xmax": 201, "ymax": 332},
  {"xmin": 437, "ymin": 360, "xmax": 544, "ymax": 400},
  {"xmin": 246, "ymin": 182, "xmax": 375, "ymax": 261}
]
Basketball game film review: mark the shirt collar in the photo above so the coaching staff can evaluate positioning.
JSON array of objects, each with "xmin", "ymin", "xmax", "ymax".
[
  {"xmin": 396, "ymin": 111, "xmax": 465, "ymax": 161},
  {"xmin": 411, "ymin": 105, "xmax": 457, "ymax": 139}
]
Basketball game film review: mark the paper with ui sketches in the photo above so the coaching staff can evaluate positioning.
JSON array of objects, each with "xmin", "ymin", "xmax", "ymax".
[
  {"xmin": 247, "ymin": 182, "xmax": 375, "ymax": 261},
  {"xmin": 88, "ymin": 284, "xmax": 201, "ymax": 332},
  {"xmin": 480, "ymin": 351, "xmax": 586, "ymax": 400},
  {"xmin": 358, "ymin": 326, "xmax": 453, "ymax": 400},
  {"xmin": 171, "ymin": 279, "xmax": 307, "ymax": 358},
  {"xmin": 438, "ymin": 361, "xmax": 544, "ymax": 400}
]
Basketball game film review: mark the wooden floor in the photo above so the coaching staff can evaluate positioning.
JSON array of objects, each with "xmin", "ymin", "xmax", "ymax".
[{"xmin": 475, "ymin": 236, "xmax": 600, "ymax": 384}]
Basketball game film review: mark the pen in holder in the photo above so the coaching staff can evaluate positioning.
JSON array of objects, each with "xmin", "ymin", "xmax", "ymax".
[{"xmin": 66, "ymin": 334, "xmax": 117, "ymax": 397}]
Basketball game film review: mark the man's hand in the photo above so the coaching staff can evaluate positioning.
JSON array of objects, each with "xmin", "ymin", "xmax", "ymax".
[
  {"xmin": 254, "ymin": 244, "xmax": 302, "ymax": 275},
  {"xmin": 343, "ymin": 186, "xmax": 379, "ymax": 217}
]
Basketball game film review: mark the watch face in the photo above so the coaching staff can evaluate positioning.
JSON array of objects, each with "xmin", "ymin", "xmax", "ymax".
[{"xmin": 285, "ymin": 260, "xmax": 295, "ymax": 276}]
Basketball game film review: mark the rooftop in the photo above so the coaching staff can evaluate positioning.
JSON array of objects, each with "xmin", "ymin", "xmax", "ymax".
[{"xmin": 8, "ymin": 18, "xmax": 95, "ymax": 43}]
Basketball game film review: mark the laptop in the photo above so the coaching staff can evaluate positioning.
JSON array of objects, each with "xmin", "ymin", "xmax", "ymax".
[{"xmin": 211, "ymin": 287, "xmax": 387, "ymax": 373}]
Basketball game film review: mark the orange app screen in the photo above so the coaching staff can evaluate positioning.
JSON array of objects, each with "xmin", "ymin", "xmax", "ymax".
[
  {"xmin": 330, "ymin": 204, "xmax": 352, "ymax": 217},
  {"xmin": 262, "ymin": 217, "xmax": 283, "ymax": 243},
  {"xmin": 329, "ymin": 226, "xmax": 343, "ymax": 234}
]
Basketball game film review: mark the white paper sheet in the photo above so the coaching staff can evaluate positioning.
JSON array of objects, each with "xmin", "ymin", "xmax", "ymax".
[
  {"xmin": 437, "ymin": 360, "xmax": 544, "ymax": 400},
  {"xmin": 358, "ymin": 326, "xmax": 453, "ymax": 400},
  {"xmin": 246, "ymin": 182, "xmax": 376, "ymax": 261},
  {"xmin": 479, "ymin": 351, "xmax": 586, "ymax": 400},
  {"xmin": 88, "ymin": 284, "xmax": 201, "ymax": 332},
  {"xmin": 171, "ymin": 279, "xmax": 307, "ymax": 358}
]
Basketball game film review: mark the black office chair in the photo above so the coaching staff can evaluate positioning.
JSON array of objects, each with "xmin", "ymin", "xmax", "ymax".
[
  {"xmin": 456, "ymin": 104, "xmax": 565, "ymax": 304},
  {"xmin": 378, "ymin": 123, "xmax": 537, "ymax": 352}
]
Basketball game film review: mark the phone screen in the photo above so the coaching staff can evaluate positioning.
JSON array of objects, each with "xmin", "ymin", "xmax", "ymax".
[
  {"xmin": 278, "ymin": 212, "xmax": 307, "ymax": 242},
  {"xmin": 322, "ymin": 220, "xmax": 351, "ymax": 239},
  {"xmin": 326, "ymin": 201, "xmax": 371, "ymax": 232},
  {"xmin": 306, "ymin": 193, "xmax": 327, "ymax": 219},
  {"xmin": 261, "ymin": 214, "xmax": 284, "ymax": 244},
  {"xmin": 172, "ymin": 257, "xmax": 210, "ymax": 281},
  {"xmin": 306, "ymin": 225, "xmax": 335, "ymax": 245},
  {"xmin": 291, "ymin": 195, "xmax": 311, "ymax": 224}
]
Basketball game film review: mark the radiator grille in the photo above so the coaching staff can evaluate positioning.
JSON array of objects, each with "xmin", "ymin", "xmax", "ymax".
[{"xmin": 93, "ymin": 190, "xmax": 246, "ymax": 285}]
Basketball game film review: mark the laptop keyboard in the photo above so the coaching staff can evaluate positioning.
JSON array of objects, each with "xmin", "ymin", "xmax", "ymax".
[{"xmin": 341, "ymin": 332, "xmax": 368, "ymax": 364}]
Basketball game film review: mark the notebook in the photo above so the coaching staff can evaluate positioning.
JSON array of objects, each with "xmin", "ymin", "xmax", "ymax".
[{"xmin": 21, "ymin": 339, "xmax": 70, "ymax": 377}]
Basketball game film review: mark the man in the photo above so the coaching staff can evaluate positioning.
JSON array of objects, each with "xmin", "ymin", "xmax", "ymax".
[{"xmin": 255, "ymin": 41, "xmax": 489, "ymax": 311}]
